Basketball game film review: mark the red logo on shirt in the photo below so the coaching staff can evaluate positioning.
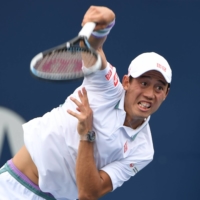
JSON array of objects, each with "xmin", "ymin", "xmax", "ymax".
[
  {"xmin": 124, "ymin": 141, "xmax": 128, "ymax": 153},
  {"xmin": 105, "ymin": 69, "xmax": 112, "ymax": 80},
  {"xmin": 130, "ymin": 163, "xmax": 134, "ymax": 167},
  {"xmin": 114, "ymin": 72, "xmax": 118, "ymax": 86}
]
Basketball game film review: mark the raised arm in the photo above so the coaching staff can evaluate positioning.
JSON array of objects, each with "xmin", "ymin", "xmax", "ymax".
[
  {"xmin": 66, "ymin": 7, "xmax": 116, "ymax": 199},
  {"xmin": 81, "ymin": 6, "xmax": 115, "ymax": 70}
]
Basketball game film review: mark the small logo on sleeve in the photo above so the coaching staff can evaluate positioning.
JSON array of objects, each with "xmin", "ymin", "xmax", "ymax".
[
  {"xmin": 129, "ymin": 163, "xmax": 138, "ymax": 174},
  {"xmin": 132, "ymin": 167, "xmax": 138, "ymax": 174}
]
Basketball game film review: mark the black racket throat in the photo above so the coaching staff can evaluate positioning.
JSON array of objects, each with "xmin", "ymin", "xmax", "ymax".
[{"xmin": 42, "ymin": 36, "xmax": 94, "ymax": 57}]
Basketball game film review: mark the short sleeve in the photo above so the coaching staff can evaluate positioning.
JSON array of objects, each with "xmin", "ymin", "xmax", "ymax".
[
  {"xmin": 101, "ymin": 157, "xmax": 153, "ymax": 191},
  {"xmin": 81, "ymin": 62, "xmax": 123, "ymax": 100},
  {"xmin": 101, "ymin": 136, "xmax": 154, "ymax": 193}
]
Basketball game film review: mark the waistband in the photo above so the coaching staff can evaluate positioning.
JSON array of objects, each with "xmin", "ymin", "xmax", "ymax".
[{"xmin": 0, "ymin": 159, "xmax": 56, "ymax": 200}]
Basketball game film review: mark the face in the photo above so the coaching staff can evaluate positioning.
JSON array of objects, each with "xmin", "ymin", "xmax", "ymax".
[{"xmin": 122, "ymin": 70, "xmax": 169, "ymax": 124}]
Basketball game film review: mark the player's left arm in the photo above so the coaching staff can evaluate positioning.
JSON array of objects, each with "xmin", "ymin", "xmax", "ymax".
[
  {"xmin": 67, "ymin": 87, "xmax": 113, "ymax": 199},
  {"xmin": 75, "ymin": 141, "xmax": 113, "ymax": 199}
]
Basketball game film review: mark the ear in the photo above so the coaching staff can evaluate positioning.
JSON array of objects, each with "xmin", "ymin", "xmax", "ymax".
[
  {"xmin": 163, "ymin": 87, "xmax": 170, "ymax": 100},
  {"xmin": 122, "ymin": 75, "xmax": 130, "ymax": 90}
]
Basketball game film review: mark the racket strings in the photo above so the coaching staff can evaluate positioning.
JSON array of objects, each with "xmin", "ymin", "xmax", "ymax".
[
  {"xmin": 81, "ymin": 51, "xmax": 97, "ymax": 68},
  {"xmin": 34, "ymin": 47, "xmax": 98, "ymax": 80}
]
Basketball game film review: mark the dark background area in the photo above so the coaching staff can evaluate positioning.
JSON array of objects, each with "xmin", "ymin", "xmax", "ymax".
[{"xmin": 0, "ymin": 0, "xmax": 200, "ymax": 199}]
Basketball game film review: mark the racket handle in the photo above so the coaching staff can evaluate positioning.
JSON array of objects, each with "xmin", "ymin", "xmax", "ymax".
[{"xmin": 78, "ymin": 22, "xmax": 96, "ymax": 39}]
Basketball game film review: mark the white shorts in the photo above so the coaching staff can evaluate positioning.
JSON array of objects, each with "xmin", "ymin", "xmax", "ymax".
[{"xmin": 0, "ymin": 160, "xmax": 56, "ymax": 200}]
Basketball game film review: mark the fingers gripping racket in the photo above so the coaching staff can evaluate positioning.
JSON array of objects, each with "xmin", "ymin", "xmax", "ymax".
[{"xmin": 30, "ymin": 22, "xmax": 101, "ymax": 81}]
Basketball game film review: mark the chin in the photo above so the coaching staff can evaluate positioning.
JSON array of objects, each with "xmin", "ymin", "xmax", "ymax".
[{"xmin": 137, "ymin": 112, "xmax": 151, "ymax": 119}]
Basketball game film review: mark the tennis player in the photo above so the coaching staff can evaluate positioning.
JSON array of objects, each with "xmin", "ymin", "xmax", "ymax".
[{"xmin": 0, "ymin": 6, "xmax": 172, "ymax": 200}]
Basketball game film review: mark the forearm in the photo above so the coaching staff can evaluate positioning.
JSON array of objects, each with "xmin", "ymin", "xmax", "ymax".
[
  {"xmin": 89, "ymin": 34, "xmax": 107, "ymax": 50},
  {"xmin": 76, "ymin": 141, "xmax": 102, "ymax": 200},
  {"xmin": 88, "ymin": 35, "xmax": 107, "ymax": 70}
]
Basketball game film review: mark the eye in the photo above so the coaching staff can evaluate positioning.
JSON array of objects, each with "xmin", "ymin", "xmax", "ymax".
[
  {"xmin": 141, "ymin": 82, "xmax": 147, "ymax": 86},
  {"xmin": 156, "ymin": 86, "xmax": 163, "ymax": 91}
]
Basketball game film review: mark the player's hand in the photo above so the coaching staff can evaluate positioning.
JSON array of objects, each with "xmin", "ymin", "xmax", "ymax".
[
  {"xmin": 81, "ymin": 6, "xmax": 115, "ymax": 31},
  {"xmin": 67, "ymin": 87, "xmax": 93, "ymax": 136}
]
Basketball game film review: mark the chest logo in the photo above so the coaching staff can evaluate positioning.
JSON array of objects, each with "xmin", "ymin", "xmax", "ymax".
[{"xmin": 124, "ymin": 141, "xmax": 128, "ymax": 153}]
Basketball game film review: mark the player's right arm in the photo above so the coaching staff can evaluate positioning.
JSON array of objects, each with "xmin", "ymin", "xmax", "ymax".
[{"xmin": 81, "ymin": 6, "xmax": 115, "ymax": 70}]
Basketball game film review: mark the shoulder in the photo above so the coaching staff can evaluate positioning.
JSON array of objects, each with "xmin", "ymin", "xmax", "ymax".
[{"xmin": 82, "ymin": 62, "xmax": 122, "ymax": 92}]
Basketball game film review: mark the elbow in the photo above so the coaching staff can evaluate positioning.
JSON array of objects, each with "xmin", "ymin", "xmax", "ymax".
[
  {"xmin": 78, "ymin": 190, "xmax": 100, "ymax": 200},
  {"xmin": 78, "ymin": 194, "xmax": 98, "ymax": 200}
]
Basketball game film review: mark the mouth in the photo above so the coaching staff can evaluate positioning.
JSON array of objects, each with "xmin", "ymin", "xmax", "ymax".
[{"xmin": 138, "ymin": 101, "xmax": 151, "ymax": 111}]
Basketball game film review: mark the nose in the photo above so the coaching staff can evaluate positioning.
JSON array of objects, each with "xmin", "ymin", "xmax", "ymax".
[{"xmin": 143, "ymin": 87, "xmax": 155, "ymax": 100}]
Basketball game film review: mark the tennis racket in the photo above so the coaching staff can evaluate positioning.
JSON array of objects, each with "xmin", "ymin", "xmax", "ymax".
[{"xmin": 30, "ymin": 22, "xmax": 101, "ymax": 81}]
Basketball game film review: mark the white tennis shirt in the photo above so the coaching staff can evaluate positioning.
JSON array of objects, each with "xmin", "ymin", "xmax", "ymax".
[{"xmin": 23, "ymin": 63, "xmax": 154, "ymax": 200}]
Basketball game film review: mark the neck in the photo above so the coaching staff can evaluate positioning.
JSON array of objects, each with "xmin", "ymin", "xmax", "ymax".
[{"xmin": 124, "ymin": 117, "xmax": 146, "ymax": 129}]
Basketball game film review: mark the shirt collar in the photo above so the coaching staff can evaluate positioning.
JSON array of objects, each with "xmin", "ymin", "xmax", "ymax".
[
  {"xmin": 115, "ymin": 90, "xmax": 125, "ymax": 110},
  {"xmin": 123, "ymin": 117, "xmax": 150, "ymax": 139}
]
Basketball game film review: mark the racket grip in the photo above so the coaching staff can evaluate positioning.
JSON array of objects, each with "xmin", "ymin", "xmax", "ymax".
[{"xmin": 78, "ymin": 22, "xmax": 96, "ymax": 39}]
